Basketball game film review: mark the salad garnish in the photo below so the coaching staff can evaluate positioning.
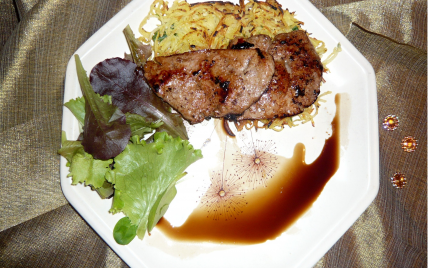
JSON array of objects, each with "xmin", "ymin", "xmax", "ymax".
[{"xmin": 60, "ymin": 52, "xmax": 201, "ymax": 245}]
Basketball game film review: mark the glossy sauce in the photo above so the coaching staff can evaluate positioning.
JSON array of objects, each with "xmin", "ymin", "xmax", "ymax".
[{"xmin": 157, "ymin": 96, "xmax": 340, "ymax": 244}]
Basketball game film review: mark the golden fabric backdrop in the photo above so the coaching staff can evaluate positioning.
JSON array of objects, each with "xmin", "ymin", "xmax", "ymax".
[{"xmin": 0, "ymin": 0, "xmax": 426, "ymax": 267}]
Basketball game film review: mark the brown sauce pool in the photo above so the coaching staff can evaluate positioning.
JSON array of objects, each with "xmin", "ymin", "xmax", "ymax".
[{"xmin": 157, "ymin": 95, "xmax": 340, "ymax": 244}]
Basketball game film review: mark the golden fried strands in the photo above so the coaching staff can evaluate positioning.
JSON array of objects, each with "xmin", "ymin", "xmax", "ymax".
[
  {"xmin": 322, "ymin": 43, "xmax": 342, "ymax": 71},
  {"xmin": 139, "ymin": 0, "xmax": 330, "ymax": 130},
  {"xmin": 138, "ymin": 0, "xmax": 303, "ymax": 56},
  {"xmin": 139, "ymin": 0, "xmax": 240, "ymax": 55}
]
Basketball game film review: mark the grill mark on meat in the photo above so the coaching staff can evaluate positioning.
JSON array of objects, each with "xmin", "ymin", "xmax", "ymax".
[
  {"xmin": 144, "ymin": 49, "xmax": 275, "ymax": 124},
  {"xmin": 229, "ymin": 35, "xmax": 272, "ymax": 52},
  {"xmin": 220, "ymin": 81, "xmax": 230, "ymax": 91},
  {"xmin": 215, "ymin": 77, "xmax": 231, "ymax": 92},
  {"xmin": 231, "ymin": 40, "xmax": 255, "ymax": 49},
  {"xmin": 255, "ymin": 48, "xmax": 265, "ymax": 59}
]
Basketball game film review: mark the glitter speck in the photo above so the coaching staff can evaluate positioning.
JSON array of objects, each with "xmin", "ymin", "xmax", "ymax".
[
  {"xmin": 383, "ymin": 115, "xmax": 399, "ymax": 130},
  {"xmin": 254, "ymin": 157, "xmax": 261, "ymax": 164},
  {"xmin": 391, "ymin": 173, "xmax": 407, "ymax": 189},
  {"xmin": 401, "ymin": 136, "xmax": 418, "ymax": 152}
]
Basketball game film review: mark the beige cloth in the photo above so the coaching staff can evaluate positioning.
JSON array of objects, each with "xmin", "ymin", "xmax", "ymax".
[{"xmin": 1, "ymin": 0, "xmax": 426, "ymax": 267}]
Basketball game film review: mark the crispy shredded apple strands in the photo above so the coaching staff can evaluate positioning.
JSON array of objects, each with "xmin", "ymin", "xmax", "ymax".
[{"xmin": 138, "ymin": 0, "xmax": 338, "ymax": 130}]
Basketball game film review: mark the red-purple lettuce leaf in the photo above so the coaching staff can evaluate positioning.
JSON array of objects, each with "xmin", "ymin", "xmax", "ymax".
[
  {"xmin": 75, "ymin": 55, "xmax": 131, "ymax": 160},
  {"xmin": 89, "ymin": 57, "xmax": 188, "ymax": 140}
]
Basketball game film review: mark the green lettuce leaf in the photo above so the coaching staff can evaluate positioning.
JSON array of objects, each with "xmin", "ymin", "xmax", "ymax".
[
  {"xmin": 125, "ymin": 113, "xmax": 163, "ymax": 137},
  {"xmin": 64, "ymin": 95, "xmax": 111, "ymax": 127},
  {"xmin": 108, "ymin": 132, "xmax": 202, "ymax": 242},
  {"xmin": 68, "ymin": 152, "xmax": 112, "ymax": 188},
  {"xmin": 64, "ymin": 97, "xmax": 86, "ymax": 126},
  {"xmin": 123, "ymin": 25, "xmax": 152, "ymax": 67},
  {"xmin": 58, "ymin": 131, "xmax": 83, "ymax": 163},
  {"xmin": 147, "ymin": 178, "xmax": 180, "ymax": 233},
  {"xmin": 91, "ymin": 180, "xmax": 115, "ymax": 199},
  {"xmin": 59, "ymin": 131, "xmax": 112, "ymax": 189}
]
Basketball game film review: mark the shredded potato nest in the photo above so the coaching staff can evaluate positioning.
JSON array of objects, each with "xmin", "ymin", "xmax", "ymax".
[{"xmin": 138, "ymin": 0, "xmax": 337, "ymax": 131}]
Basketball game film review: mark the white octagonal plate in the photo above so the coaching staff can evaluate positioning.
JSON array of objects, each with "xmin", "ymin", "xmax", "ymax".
[{"xmin": 61, "ymin": 0, "xmax": 379, "ymax": 267}]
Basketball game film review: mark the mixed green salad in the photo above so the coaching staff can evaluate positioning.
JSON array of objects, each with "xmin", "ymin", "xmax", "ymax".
[{"xmin": 59, "ymin": 26, "xmax": 202, "ymax": 245}]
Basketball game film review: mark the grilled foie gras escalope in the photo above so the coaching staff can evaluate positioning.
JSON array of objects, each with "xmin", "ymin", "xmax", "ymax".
[
  {"xmin": 143, "ymin": 30, "xmax": 323, "ymax": 124},
  {"xmin": 229, "ymin": 30, "xmax": 323, "ymax": 120},
  {"xmin": 143, "ymin": 49, "xmax": 275, "ymax": 124}
]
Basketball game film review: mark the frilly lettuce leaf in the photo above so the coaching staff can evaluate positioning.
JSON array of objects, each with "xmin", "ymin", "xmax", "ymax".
[
  {"xmin": 91, "ymin": 180, "xmax": 115, "ymax": 199},
  {"xmin": 107, "ymin": 132, "xmax": 202, "ymax": 243},
  {"xmin": 59, "ymin": 131, "xmax": 112, "ymax": 189},
  {"xmin": 69, "ymin": 151, "xmax": 113, "ymax": 188}
]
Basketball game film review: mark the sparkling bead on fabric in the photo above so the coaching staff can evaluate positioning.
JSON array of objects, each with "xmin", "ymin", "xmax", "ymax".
[
  {"xmin": 401, "ymin": 136, "xmax": 418, "ymax": 152},
  {"xmin": 390, "ymin": 173, "xmax": 407, "ymax": 189},
  {"xmin": 382, "ymin": 115, "xmax": 399, "ymax": 131}
]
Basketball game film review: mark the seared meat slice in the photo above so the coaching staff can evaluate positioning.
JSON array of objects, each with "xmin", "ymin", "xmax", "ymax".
[
  {"xmin": 237, "ymin": 60, "xmax": 304, "ymax": 120},
  {"xmin": 228, "ymin": 30, "xmax": 322, "ymax": 120},
  {"xmin": 269, "ymin": 31, "xmax": 323, "ymax": 107},
  {"xmin": 143, "ymin": 49, "xmax": 274, "ymax": 124}
]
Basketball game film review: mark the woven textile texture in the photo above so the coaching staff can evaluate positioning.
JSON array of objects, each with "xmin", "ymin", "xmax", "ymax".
[{"xmin": 1, "ymin": 0, "xmax": 426, "ymax": 267}]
